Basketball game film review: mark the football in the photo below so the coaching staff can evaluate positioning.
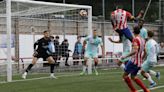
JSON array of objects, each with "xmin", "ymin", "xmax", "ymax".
[{"xmin": 79, "ymin": 10, "xmax": 88, "ymax": 17}]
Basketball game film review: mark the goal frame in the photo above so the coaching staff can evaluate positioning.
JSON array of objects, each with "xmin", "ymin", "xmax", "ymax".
[{"xmin": 6, "ymin": 0, "xmax": 92, "ymax": 82}]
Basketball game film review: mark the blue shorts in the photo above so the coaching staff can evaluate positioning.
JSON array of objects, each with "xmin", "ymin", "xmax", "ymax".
[
  {"xmin": 115, "ymin": 28, "xmax": 133, "ymax": 42},
  {"xmin": 124, "ymin": 61, "xmax": 141, "ymax": 76}
]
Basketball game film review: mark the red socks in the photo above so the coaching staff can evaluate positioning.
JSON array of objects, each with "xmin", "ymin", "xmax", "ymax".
[
  {"xmin": 134, "ymin": 77, "xmax": 148, "ymax": 92},
  {"xmin": 124, "ymin": 76, "xmax": 137, "ymax": 92}
]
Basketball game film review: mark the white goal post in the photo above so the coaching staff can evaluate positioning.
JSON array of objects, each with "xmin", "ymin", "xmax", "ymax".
[{"xmin": 2, "ymin": 0, "xmax": 92, "ymax": 82}]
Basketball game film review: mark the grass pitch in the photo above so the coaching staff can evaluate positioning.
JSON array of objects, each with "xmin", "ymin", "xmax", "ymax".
[{"xmin": 0, "ymin": 67, "xmax": 164, "ymax": 92}]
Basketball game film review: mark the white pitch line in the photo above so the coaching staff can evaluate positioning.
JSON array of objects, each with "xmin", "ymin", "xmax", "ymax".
[
  {"xmin": 0, "ymin": 73, "xmax": 80, "ymax": 84},
  {"xmin": 138, "ymin": 85, "xmax": 164, "ymax": 92},
  {"xmin": 0, "ymin": 71, "xmax": 123, "ymax": 84},
  {"xmin": 2, "ymin": 71, "xmax": 164, "ymax": 91}
]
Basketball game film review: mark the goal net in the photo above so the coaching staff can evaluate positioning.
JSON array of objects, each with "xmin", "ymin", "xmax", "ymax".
[{"xmin": 0, "ymin": 0, "xmax": 92, "ymax": 82}]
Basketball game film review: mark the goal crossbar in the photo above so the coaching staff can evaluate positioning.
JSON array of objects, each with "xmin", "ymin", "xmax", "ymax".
[{"xmin": 11, "ymin": 0, "xmax": 91, "ymax": 9}]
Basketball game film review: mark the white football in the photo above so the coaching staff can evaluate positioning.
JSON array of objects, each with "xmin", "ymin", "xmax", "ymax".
[{"xmin": 79, "ymin": 10, "xmax": 88, "ymax": 17}]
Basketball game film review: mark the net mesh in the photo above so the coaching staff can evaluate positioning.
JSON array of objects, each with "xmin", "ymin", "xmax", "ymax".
[{"xmin": 0, "ymin": 0, "xmax": 92, "ymax": 82}]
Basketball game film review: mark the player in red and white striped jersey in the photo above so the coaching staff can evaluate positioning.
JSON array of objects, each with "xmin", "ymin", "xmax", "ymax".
[
  {"xmin": 111, "ymin": 9, "xmax": 131, "ymax": 30},
  {"xmin": 110, "ymin": 5, "xmax": 135, "ymax": 42},
  {"xmin": 131, "ymin": 35, "xmax": 145, "ymax": 67},
  {"xmin": 121, "ymin": 26, "xmax": 149, "ymax": 92}
]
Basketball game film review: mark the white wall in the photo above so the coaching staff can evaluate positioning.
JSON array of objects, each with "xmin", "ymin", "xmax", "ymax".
[{"xmin": 0, "ymin": 35, "xmax": 123, "ymax": 59}]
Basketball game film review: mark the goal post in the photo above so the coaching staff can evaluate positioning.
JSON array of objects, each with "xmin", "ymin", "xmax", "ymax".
[
  {"xmin": 0, "ymin": 0, "xmax": 92, "ymax": 82},
  {"xmin": 6, "ymin": 0, "xmax": 12, "ymax": 82}
]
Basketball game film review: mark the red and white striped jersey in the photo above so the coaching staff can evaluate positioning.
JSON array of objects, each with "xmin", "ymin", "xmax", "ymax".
[
  {"xmin": 131, "ymin": 36, "xmax": 145, "ymax": 67},
  {"xmin": 111, "ymin": 9, "xmax": 132, "ymax": 30}
]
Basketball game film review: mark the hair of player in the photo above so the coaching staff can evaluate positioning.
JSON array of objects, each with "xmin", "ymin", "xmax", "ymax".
[
  {"xmin": 116, "ymin": 3, "xmax": 123, "ymax": 9},
  {"xmin": 43, "ymin": 30, "xmax": 49, "ymax": 33},
  {"xmin": 148, "ymin": 30, "xmax": 154, "ymax": 38},
  {"xmin": 133, "ymin": 26, "xmax": 140, "ymax": 34}
]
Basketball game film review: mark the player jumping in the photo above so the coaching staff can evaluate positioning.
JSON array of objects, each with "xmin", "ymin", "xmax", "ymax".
[
  {"xmin": 110, "ymin": 5, "xmax": 135, "ymax": 42},
  {"xmin": 22, "ymin": 31, "xmax": 57, "ymax": 79},
  {"xmin": 121, "ymin": 26, "xmax": 150, "ymax": 92},
  {"xmin": 80, "ymin": 30, "xmax": 104, "ymax": 75}
]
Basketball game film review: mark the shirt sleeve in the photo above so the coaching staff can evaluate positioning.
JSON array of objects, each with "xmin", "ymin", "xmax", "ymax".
[
  {"xmin": 34, "ymin": 39, "xmax": 40, "ymax": 50},
  {"xmin": 126, "ymin": 11, "xmax": 132, "ymax": 19}
]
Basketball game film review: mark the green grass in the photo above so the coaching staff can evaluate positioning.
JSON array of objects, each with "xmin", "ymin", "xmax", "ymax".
[{"xmin": 0, "ymin": 67, "xmax": 164, "ymax": 92}]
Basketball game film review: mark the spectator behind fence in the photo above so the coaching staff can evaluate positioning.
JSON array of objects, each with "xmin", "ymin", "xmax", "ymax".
[
  {"xmin": 53, "ymin": 36, "xmax": 60, "ymax": 66},
  {"xmin": 73, "ymin": 36, "xmax": 84, "ymax": 65},
  {"xmin": 158, "ymin": 42, "xmax": 164, "ymax": 59},
  {"xmin": 43, "ymin": 35, "xmax": 55, "ymax": 67},
  {"xmin": 60, "ymin": 39, "xmax": 71, "ymax": 66}
]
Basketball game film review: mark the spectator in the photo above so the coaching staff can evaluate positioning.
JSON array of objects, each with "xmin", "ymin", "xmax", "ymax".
[
  {"xmin": 54, "ymin": 36, "xmax": 60, "ymax": 54},
  {"xmin": 43, "ymin": 35, "xmax": 55, "ymax": 67},
  {"xmin": 73, "ymin": 36, "xmax": 83, "ymax": 65},
  {"xmin": 60, "ymin": 39, "xmax": 71, "ymax": 66},
  {"xmin": 53, "ymin": 36, "xmax": 60, "ymax": 66},
  {"xmin": 158, "ymin": 42, "xmax": 164, "ymax": 59}
]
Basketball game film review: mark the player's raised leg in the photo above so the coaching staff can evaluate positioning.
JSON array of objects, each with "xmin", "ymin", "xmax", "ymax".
[
  {"xmin": 141, "ymin": 69, "xmax": 156, "ymax": 88},
  {"xmin": 22, "ymin": 57, "xmax": 38, "ymax": 79},
  {"xmin": 149, "ymin": 70, "xmax": 160, "ymax": 80}
]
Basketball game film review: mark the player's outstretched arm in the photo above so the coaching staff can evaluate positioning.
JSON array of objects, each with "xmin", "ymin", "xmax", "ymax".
[
  {"xmin": 33, "ymin": 40, "xmax": 39, "ymax": 51},
  {"xmin": 133, "ymin": 10, "xmax": 145, "ymax": 22},
  {"xmin": 136, "ymin": 10, "xmax": 144, "ymax": 19},
  {"xmin": 108, "ymin": 37, "xmax": 122, "ymax": 43},
  {"xmin": 33, "ymin": 40, "xmax": 39, "ymax": 56}
]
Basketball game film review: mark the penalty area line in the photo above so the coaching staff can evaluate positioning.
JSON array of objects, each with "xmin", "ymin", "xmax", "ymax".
[
  {"xmin": 0, "ymin": 73, "xmax": 80, "ymax": 84},
  {"xmin": 138, "ymin": 85, "xmax": 164, "ymax": 92},
  {"xmin": 0, "ymin": 71, "xmax": 123, "ymax": 83}
]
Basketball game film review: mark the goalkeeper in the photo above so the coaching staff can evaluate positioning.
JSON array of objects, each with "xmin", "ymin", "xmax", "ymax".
[{"xmin": 22, "ymin": 31, "xmax": 57, "ymax": 79}]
